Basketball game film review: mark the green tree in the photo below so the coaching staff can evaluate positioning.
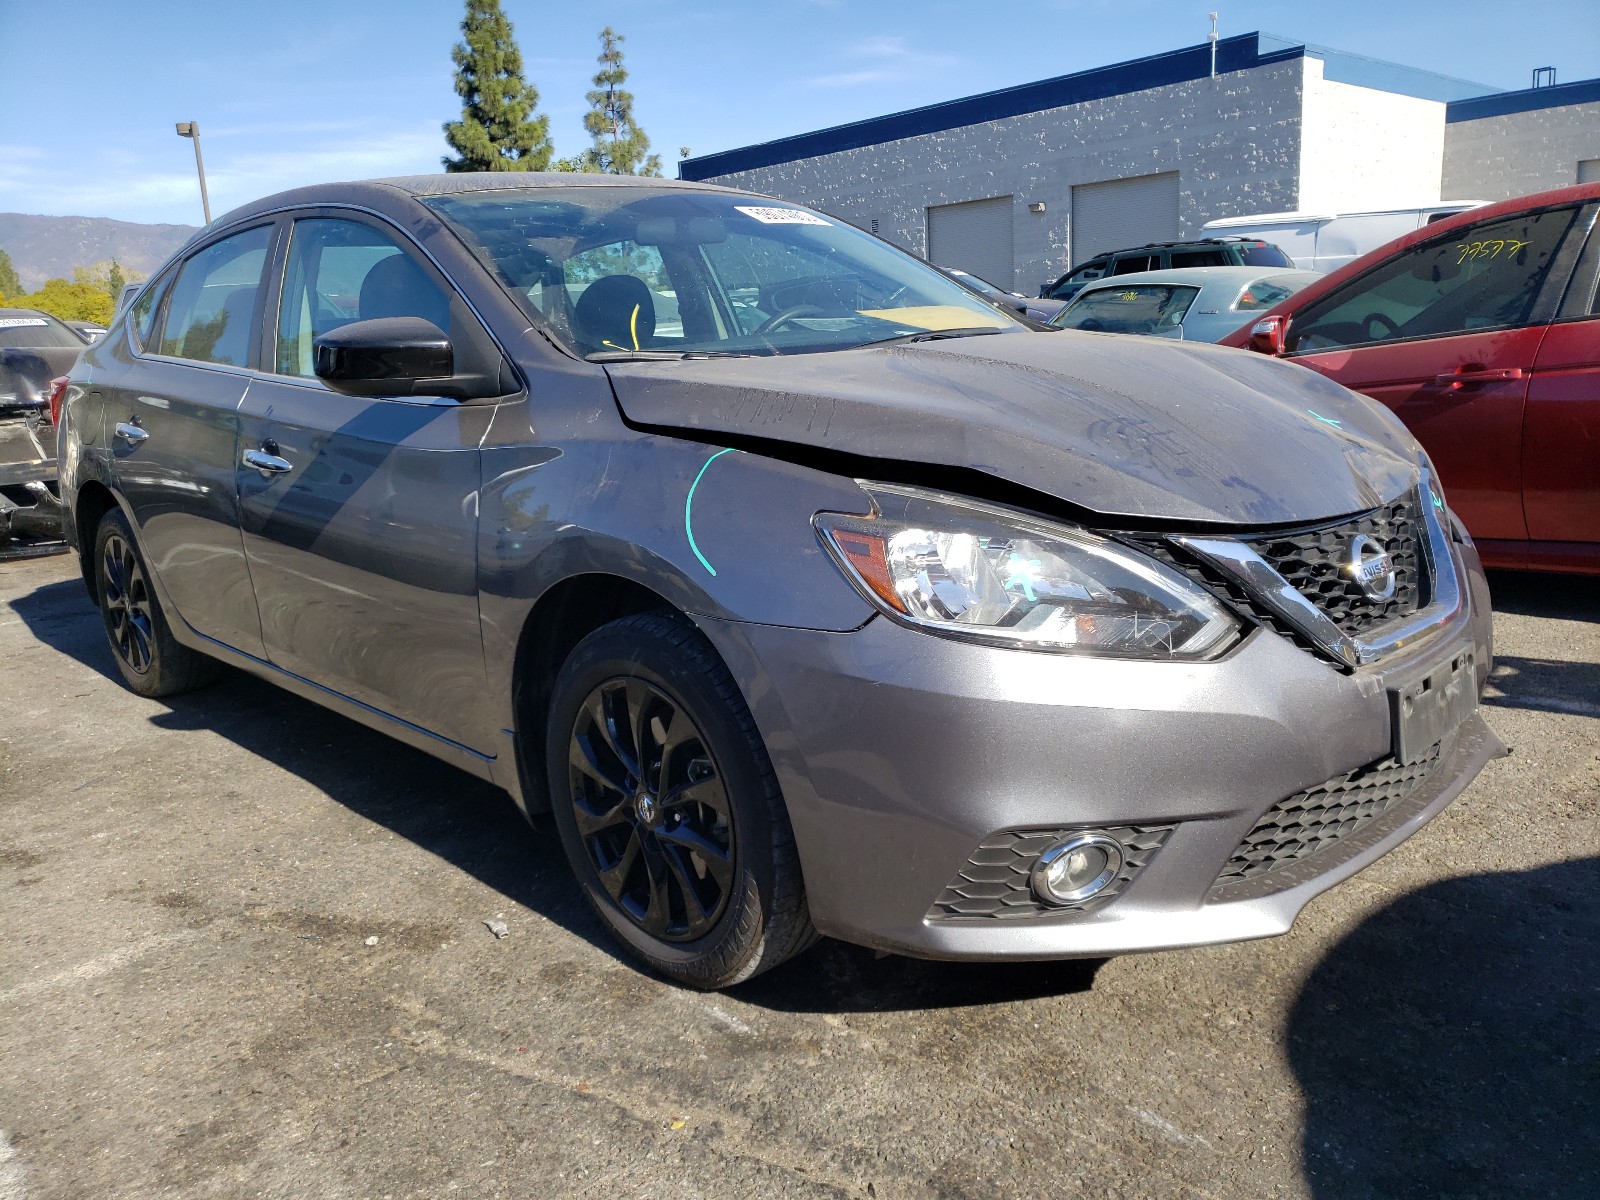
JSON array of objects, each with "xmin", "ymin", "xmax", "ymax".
[
  {"xmin": 0, "ymin": 249, "xmax": 19, "ymax": 301},
  {"xmin": 581, "ymin": 27, "xmax": 661, "ymax": 177},
  {"xmin": 10, "ymin": 278, "xmax": 114, "ymax": 324},
  {"xmin": 441, "ymin": 0, "xmax": 553, "ymax": 172},
  {"xmin": 108, "ymin": 260, "xmax": 126, "ymax": 299}
]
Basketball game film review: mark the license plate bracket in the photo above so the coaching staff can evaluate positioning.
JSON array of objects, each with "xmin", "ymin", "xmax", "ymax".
[{"xmin": 1391, "ymin": 643, "xmax": 1479, "ymax": 764}]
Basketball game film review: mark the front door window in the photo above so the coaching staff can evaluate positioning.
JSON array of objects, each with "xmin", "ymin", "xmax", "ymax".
[
  {"xmin": 1286, "ymin": 208, "xmax": 1578, "ymax": 354},
  {"xmin": 276, "ymin": 219, "xmax": 453, "ymax": 377}
]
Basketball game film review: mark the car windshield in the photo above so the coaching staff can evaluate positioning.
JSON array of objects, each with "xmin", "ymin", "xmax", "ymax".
[
  {"xmin": 1238, "ymin": 242, "xmax": 1293, "ymax": 267},
  {"xmin": 421, "ymin": 188, "xmax": 1020, "ymax": 359},
  {"xmin": 1051, "ymin": 284, "xmax": 1201, "ymax": 334},
  {"xmin": 0, "ymin": 315, "xmax": 84, "ymax": 349}
]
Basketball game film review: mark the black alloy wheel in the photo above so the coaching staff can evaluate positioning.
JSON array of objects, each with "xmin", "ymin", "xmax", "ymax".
[
  {"xmin": 545, "ymin": 612, "xmax": 817, "ymax": 989},
  {"xmin": 93, "ymin": 508, "xmax": 217, "ymax": 698},
  {"xmin": 100, "ymin": 530, "xmax": 154, "ymax": 675},
  {"xmin": 568, "ymin": 677, "xmax": 735, "ymax": 941}
]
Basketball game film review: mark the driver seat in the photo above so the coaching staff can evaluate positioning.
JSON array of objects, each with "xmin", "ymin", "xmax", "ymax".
[{"xmin": 573, "ymin": 275, "xmax": 656, "ymax": 354}]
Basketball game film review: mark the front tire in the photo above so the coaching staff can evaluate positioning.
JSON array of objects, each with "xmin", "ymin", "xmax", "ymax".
[
  {"xmin": 545, "ymin": 612, "xmax": 816, "ymax": 989},
  {"xmin": 93, "ymin": 508, "xmax": 218, "ymax": 697}
]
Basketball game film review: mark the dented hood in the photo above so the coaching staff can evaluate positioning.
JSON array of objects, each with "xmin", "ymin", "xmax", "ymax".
[{"xmin": 604, "ymin": 331, "xmax": 1420, "ymax": 527}]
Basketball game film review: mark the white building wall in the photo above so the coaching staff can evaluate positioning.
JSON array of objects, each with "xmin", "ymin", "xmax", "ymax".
[
  {"xmin": 702, "ymin": 59, "xmax": 1307, "ymax": 295},
  {"xmin": 1298, "ymin": 59, "xmax": 1446, "ymax": 211},
  {"xmin": 1442, "ymin": 101, "xmax": 1600, "ymax": 200}
]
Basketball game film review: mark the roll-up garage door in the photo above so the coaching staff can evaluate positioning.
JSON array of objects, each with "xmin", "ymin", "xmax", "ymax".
[
  {"xmin": 927, "ymin": 196, "xmax": 1015, "ymax": 290},
  {"xmin": 1070, "ymin": 172, "xmax": 1180, "ymax": 265}
]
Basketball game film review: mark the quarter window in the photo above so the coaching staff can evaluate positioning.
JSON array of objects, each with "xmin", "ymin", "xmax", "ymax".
[
  {"xmin": 156, "ymin": 226, "xmax": 273, "ymax": 366},
  {"xmin": 1286, "ymin": 207, "xmax": 1578, "ymax": 353},
  {"xmin": 276, "ymin": 219, "xmax": 452, "ymax": 378}
]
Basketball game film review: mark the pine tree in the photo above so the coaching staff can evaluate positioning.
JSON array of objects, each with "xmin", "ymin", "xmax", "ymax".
[
  {"xmin": 0, "ymin": 249, "xmax": 20, "ymax": 301},
  {"xmin": 108, "ymin": 261, "xmax": 126, "ymax": 300},
  {"xmin": 581, "ymin": 27, "xmax": 662, "ymax": 177},
  {"xmin": 442, "ymin": 0, "xmax": 553, "ymax": 172}
]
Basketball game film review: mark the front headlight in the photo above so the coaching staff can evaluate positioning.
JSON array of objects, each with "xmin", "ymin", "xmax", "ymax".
[{"xmin": 815, "ymin": 484, "xmax": 1241, "ymax": 660}]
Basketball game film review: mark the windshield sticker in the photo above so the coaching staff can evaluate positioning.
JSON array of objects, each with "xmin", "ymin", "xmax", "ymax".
[
  {"xmin": 0, "ymin": 318, "xmax": 49, "ymax": 328},
  {"xmin": 734, "ymin": 206, "xmax": 831, "ymax": 226}
]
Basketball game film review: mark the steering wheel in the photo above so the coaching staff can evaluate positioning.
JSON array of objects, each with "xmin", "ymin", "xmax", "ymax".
[
  {"xmin": 1363, "ymin": 312, "xmax": 1402, "ymax": 340},
  {"xmin": 1076, "ymin": 318, "xmax": 1106, "ymax": 332},
  {"xmin": 754, "ymin": 304, "xmax": 826, "ymax": 336}
]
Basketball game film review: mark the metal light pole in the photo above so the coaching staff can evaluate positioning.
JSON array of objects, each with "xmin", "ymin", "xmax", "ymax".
[{"xmin": 174, "ymin": 121, "xmax": 212, "ymax": 225}]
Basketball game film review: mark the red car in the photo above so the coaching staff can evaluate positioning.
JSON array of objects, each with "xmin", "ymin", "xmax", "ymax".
[{"xmin": 1221, "ymin": 183, "xmax": 1600, "ymax": 574}]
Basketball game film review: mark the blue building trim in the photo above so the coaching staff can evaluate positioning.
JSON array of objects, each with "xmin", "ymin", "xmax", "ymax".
[
  {"xmin": 1447, "ymin": 77, "xmax": 1600, "ymax": 122},
  {"xmin": 678, "ymin": 31, "xmax": 1502, "ymax": 182},
  {"xmin": 680, "ymin": 32, "xmax": 1299, "ymax": 182}
]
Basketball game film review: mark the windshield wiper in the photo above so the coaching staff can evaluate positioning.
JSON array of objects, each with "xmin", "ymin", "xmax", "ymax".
[
  {"xmin": 862, "ymin": 327, "xmax": 1010, "ymax": 348},
  {"xmin": 587, "ymin": 349, "xmax": 761, "ymax": 363}
]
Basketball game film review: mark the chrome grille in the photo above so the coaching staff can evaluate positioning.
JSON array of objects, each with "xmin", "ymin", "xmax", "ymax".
[
  {"xmin": 1243, "ymin": 492, "xmax": 1424, "ymax": 637},
  {"xmin": 929, "ymin": 825, "xmax": 1173, "ymax": 921},
  {"xmin": 1209, "ymin": 739, "xmax": 1445, "ymax": 899}
]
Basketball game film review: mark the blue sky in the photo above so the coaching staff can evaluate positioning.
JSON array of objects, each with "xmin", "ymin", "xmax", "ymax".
[{"xmin": 2, "ymin": 0, "xmax": 1596, "ymax": 226}]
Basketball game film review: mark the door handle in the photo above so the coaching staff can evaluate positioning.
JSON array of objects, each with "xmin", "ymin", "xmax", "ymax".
[
  {"xmin": 1433, "ymin": 367, "xmax": 1525, "ymax": 390},
  {"xmin": 242, "ymin": 448, "xmax": 293, "ymax": 476},
  {"xmin": 114, "ymin": 421, "xmax": 149, "ymax": 445}
]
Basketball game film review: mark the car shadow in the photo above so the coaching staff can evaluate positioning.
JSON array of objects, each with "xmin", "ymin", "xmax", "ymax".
[
  {"xmin": 1289, "ymin": 856, "xmax": 1600, "ymax": 1198},
  {"xmin": 1484, "ymin": 654, "xmax": 1600, "ymax": 719},
  {"xmin": 1485, "ymin": 568, "xmax": 1600, "ymax": 621},
  {"xmin": 734, "ymin": 943, "xmax": 1101, "ymax": 1013},
  {"xmin": 9, "ymin": 576, "xmax": 1104, "ymax": 1012}
]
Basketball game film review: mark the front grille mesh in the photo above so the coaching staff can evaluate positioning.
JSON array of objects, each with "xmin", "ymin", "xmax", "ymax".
[
  {"xmin": 1243, "ymin": 492, "xmax": 1424, "ymax": 636},
  {"xmin": 929, "ymin": 825, "xmax": 1173, "ymax": 921},
  {"xmin": 1209, "ymin": 739, "xmax": 1445, "ymax": 898}
]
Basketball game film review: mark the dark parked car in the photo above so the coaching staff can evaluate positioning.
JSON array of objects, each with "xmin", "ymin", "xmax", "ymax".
[
  {"xmin": 1041, "ymin": 236, "xmax": 1295, "ymax": 302},
  {"xmin": 1221, "ymin": 182, "xmax": 1600, "ymax": 575},
  {"xmin": 936, "ymin": 266, "xmax": 1068, "ymax": 323},
  {"xmin": 0, "ymin": 308, "xmax": 78, "ymax": 542},
  {"xmin": 60, "ymin": 175, "xmax": 1499, "ymax": 988}
]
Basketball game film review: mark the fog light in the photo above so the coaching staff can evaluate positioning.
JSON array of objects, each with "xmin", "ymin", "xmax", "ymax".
[{"xmin": 1031, "ymin": 834, "xmax": 1125, "ymax": 905}]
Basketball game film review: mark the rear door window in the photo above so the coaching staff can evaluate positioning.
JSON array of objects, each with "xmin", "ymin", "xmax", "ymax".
[
  {"xmin": 1286, "ymin": 208, "xmax": 1579, "ymax": 353},
  {"xmin": 157, "ymin": 226, "xmax": 273, "ymax": 366},
  {"xmin": 1169, "ymin": 249, "xmax": 1228, "ymax": 269},
  {"xmin": 1111, "ymin": 255, "xmax": 1155, "ymax": 275}
]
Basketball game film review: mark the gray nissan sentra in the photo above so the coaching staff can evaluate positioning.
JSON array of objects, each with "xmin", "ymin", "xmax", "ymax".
[{"xmin": 58, "ymin": 175, "xmax": 1502, "ymax": 989}]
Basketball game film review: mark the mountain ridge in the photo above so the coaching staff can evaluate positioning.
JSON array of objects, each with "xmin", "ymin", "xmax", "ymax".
[{"xmin": 0, "ymin": 213, "xmax": 200, "ymax": 292}]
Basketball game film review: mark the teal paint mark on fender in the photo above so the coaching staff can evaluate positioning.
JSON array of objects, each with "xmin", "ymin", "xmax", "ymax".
[{"xmin": 685, "ymin": 447, "xmax": 738, "ymax": 577}]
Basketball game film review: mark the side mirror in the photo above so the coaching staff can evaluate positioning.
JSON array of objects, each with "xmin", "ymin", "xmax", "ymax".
[
  {"xmin": 1247, "ymin": 315, "xmax": 1286, "ymax": 356},
  {"xmin": 314, "ymin": 317, "xmax": 489, "ymax": 399}
]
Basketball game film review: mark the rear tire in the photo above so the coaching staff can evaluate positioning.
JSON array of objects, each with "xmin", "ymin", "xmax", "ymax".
[
  {"xmin": 545, "ymin": 612, "xmax": 817, "ymax": 989},
  {"xmin": 93, "ymin": 508, "xmax": 218, "ymax": 698}
]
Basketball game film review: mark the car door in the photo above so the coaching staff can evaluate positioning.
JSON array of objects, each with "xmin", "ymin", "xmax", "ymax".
[
  {"xmin": 1522, "ymin": 203, "xmax": 1600, "ymax": 555},
  {"xmin": 235, "ymin": 212, "xmax": 496, "ymax": 751},
  {"xmin": 1281, "ymin": 203, "xmax": 1586, "ymax": 543},
  {"xmin": 105, "ymin": 223, "xmax": 278, "ymax": 658}
]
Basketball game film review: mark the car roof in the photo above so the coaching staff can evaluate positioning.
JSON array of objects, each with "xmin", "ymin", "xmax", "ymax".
[
  {"xmin": 1072, "ymin": 266, "xmax": 1322, "ymax": 292},
  {"xmin": 1216, "ymin": 181, "xmax": 1600, "ymax": 345},
  {"xmin": 1088, "ymin": 235, "xmax": 1277, "ymax": 258},
  {"xmin": 0, "ymin": 308, "xmax": 55, "ymax": 320},
  {"xmin": 210, "ymin": 172, "xmax": 740, "ymax": 230}
]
